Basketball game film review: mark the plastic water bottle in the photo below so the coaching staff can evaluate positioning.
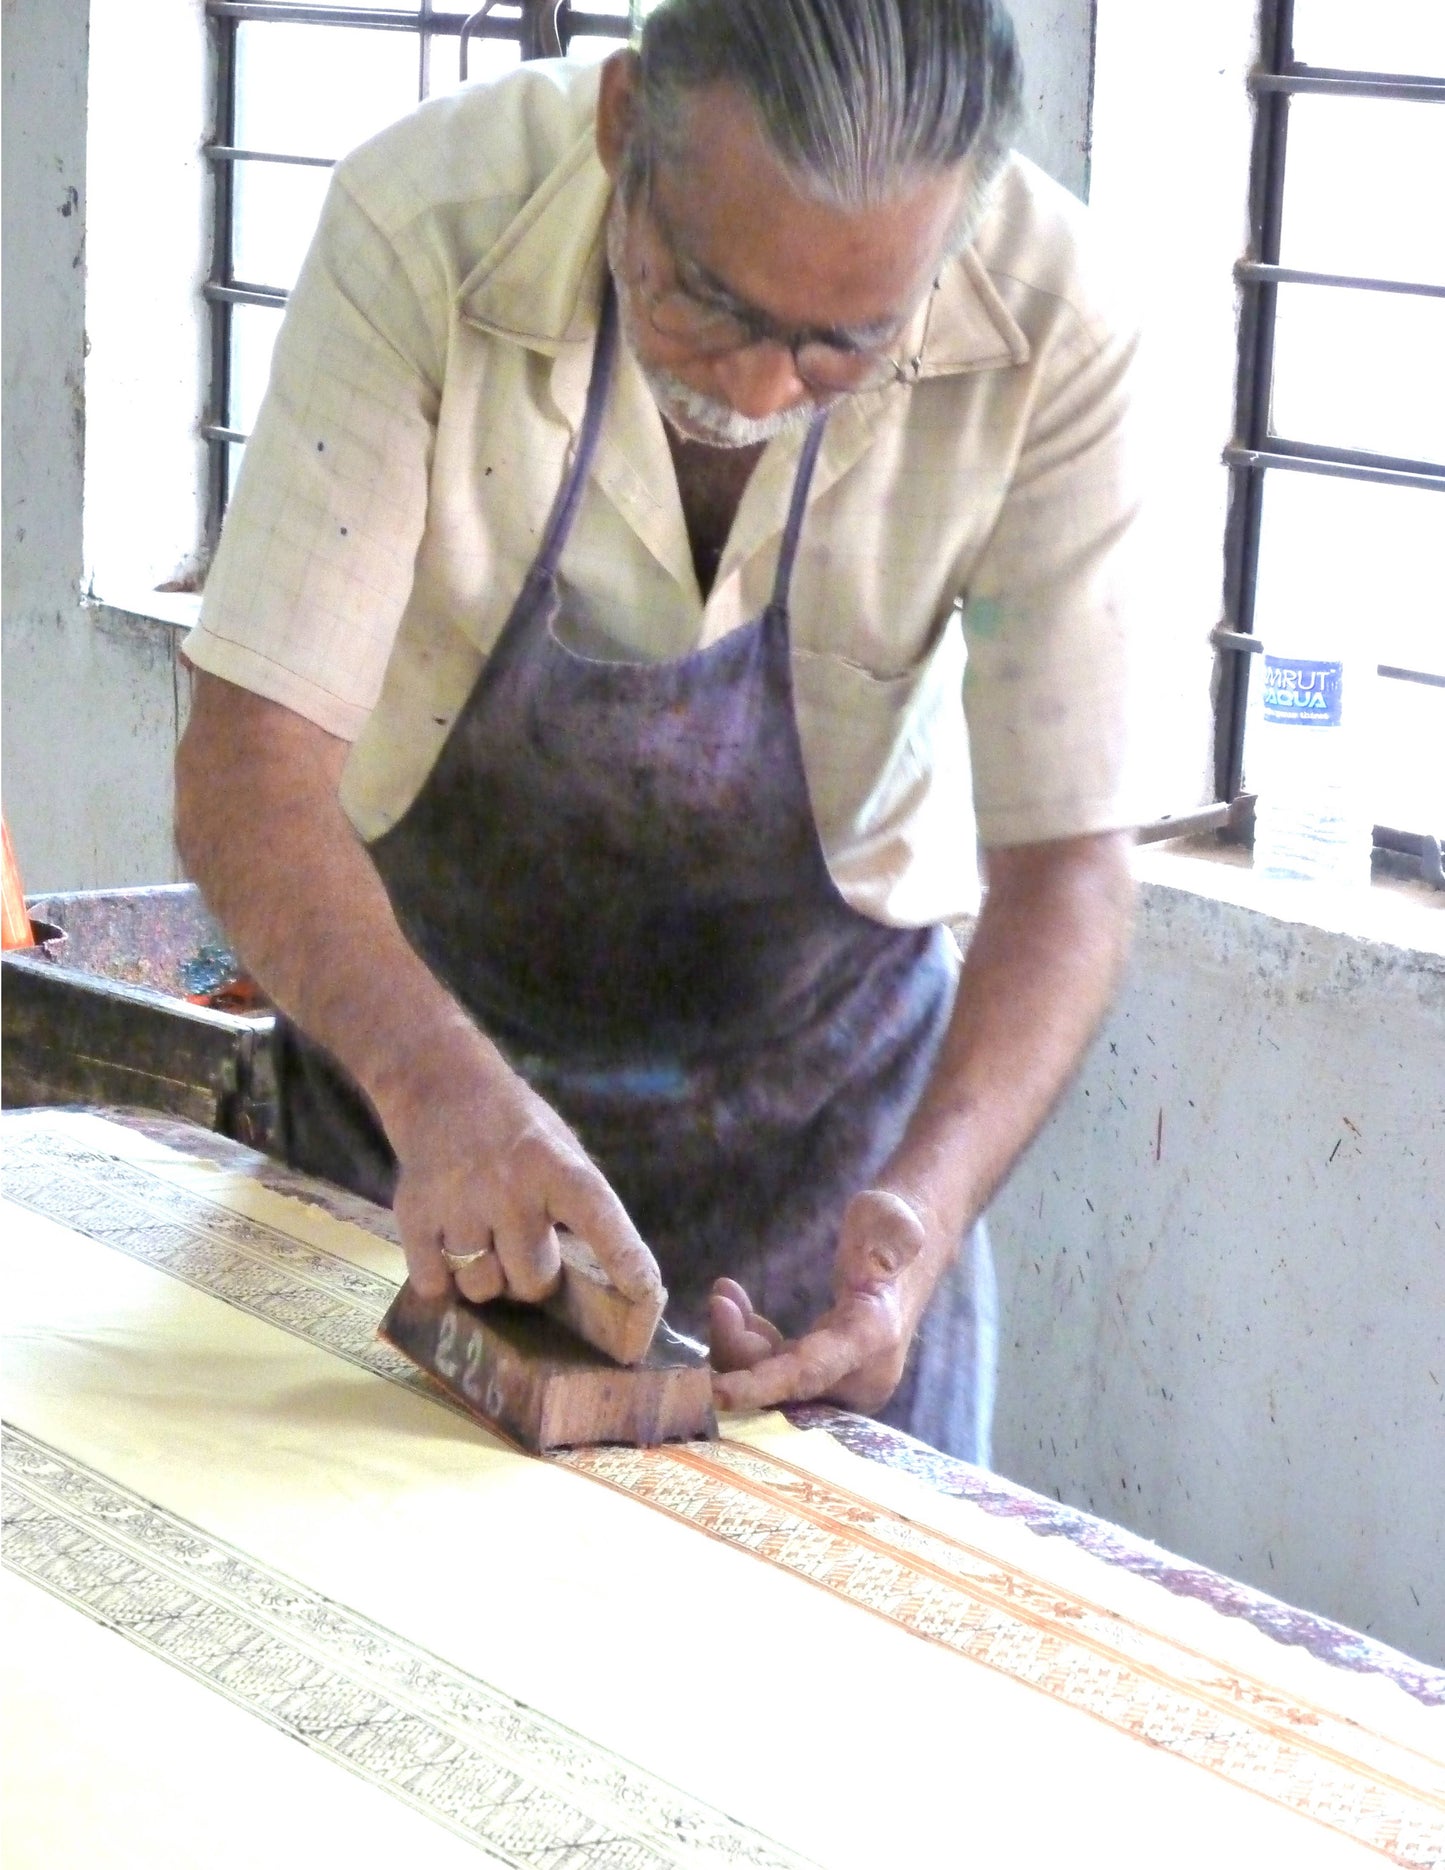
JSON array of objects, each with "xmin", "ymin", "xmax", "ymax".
[{"xmin": 1249, "ymin": 635, "xmax": 1372, "ymax": 888}]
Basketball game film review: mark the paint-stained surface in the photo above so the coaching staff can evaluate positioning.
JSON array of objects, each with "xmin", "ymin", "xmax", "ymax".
[
  {"xmin": 105, "ymin": 1106, "xmax": 1445, "ymax": 1710},
  {"xmin": 1006, "ymin": 0, "xmax": 1098, "ymax": 198},
  {"xmin": 796, "ymin": 1405, "xmax": 1444, "ymax": 1707}
]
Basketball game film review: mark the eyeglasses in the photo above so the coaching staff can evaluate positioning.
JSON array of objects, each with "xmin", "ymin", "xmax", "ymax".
[{"xmin": 628, "ymin": 186, "xmax": 925, "ymax": 396}]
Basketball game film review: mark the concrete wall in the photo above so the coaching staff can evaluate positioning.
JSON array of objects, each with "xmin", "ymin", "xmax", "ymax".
[
  {"xmin": 988, "ymin": 879, "xmax": 1445, "ymax": 1667},
  {"xmin": 1006, "ymin": 0, "xmax": 1097, "ymax": 199}
]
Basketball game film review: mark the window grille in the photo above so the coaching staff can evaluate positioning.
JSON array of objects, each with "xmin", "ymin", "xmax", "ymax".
[
  {"xmin": 1218, "ymin": 0, "xmax": 1444, "ymax": 883},
  {"xmin": 201, "ymin": 1, "xmax": 640, "ymax": 547}
]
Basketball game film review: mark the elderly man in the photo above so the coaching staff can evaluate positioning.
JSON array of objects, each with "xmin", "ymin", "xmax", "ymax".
[{"xmin": 176, "ymin": 0, "xmax": 1143, "ymax": 1464}]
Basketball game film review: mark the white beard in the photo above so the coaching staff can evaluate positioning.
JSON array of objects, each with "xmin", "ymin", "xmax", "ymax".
[
  {"xmin": 638, "ymin": 363, "xmax": 813, "ymax": 449},
  {"xmin": 605, "ymin": 198, "xmax": 814, "ymax": 451}
]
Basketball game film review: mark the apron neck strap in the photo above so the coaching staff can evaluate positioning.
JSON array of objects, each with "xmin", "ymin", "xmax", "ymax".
[
  {"xmin": 769, "ymin": 411, "xmax": 829, "ymax": 611},
  {"xmin": 535, "ymin": 275, "xmax": 831, "ymax": 610},
  {"xmin": 534, "ymin": 276, "xmax": 620, "ymax": 577}
]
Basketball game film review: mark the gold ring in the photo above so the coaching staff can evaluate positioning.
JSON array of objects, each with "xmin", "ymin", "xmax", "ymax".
[{"xmin": 441, "ymin": 1246, "xmax": 493, "ymax": 1271}]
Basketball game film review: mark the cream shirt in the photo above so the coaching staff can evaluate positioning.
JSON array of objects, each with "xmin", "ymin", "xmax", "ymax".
[{"xmin": 186, "ymin": 59, "xmax": 1152, "ymax": 926}]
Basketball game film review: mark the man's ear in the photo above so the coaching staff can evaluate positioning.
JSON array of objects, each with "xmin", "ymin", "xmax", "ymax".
[{"xmin": 596, "ymin": 48, "xmax": 643, "ymax": 181}]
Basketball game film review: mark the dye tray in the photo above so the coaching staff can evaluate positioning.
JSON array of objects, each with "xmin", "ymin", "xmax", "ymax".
[{"xmin": 2, "ymin": 884, "xmax": 276, "ymax": 1147}]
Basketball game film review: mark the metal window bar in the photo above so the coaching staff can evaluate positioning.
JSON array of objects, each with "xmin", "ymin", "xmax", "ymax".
[
  {"xmin": 204, "ymin": 18, "xmax": 238, "ymax": 549},
  {"xmin": 1252, "ymin": 69, "xmax": 1445, "ymax": 102},
  {"xmin": 1217, "ymin": 0, "xmax": 1296, "ymax": 807},
  {"xmin": 1221, "ymin": 445, "xmax": 1445, "ymax": 494},
  {"xmin": 1235, "ymin": 260, "xmax": 1445, "ymax": 300},
  {"xmin": 1215, "ymin": 0, "xmax": 1445, "ymax": 877},
  {"xmin": 205, "ymin": 1, "xmax": 638, "ymax": 38},
  {"xmin": 207, "ymin": 146, "xmax": 335, "ymax": 167}
]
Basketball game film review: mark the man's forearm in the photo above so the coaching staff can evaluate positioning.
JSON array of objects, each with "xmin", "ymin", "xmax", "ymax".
[
  {"xmin": 176, "ymin": 673, "xmax": 661, "ymax": 1301},
  {"xmin": 174, "ymin": 674, "xmax": 496, "ymax": 1138},
  {"xmin": 881, "ymin": 830, "xmax": 1135, "ymax": 1249}
]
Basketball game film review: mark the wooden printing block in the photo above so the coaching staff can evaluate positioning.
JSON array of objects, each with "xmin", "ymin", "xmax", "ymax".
[
  {"xmin": 543, "ymin": 1228, "xmax": 664, "ymax": 1366},
  {"xmin": 378, "ymin": 1280, "xmax": 718, "ymax": 1454}
]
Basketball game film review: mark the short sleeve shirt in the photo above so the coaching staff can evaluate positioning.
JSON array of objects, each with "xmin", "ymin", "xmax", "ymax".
[{"xmin": 185, "ymin": 58, "xmax": 1154, "ymax": 926}]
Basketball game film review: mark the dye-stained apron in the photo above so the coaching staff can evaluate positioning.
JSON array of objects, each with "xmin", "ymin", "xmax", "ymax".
[{"xmin": 275, "ymin": 284, "xmax": 997, "ymax": 1463}]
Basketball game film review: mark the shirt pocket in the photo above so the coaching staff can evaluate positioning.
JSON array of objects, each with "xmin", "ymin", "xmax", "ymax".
[{"xmin": 790, "ymin": 607, "xmax": 972, "ymax": 868}]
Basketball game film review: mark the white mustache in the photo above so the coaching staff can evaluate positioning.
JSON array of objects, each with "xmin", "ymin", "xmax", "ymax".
[
  {"xmin": 641, "ymin": 365, "xmax": 813, "ymax": 449},
  {"xmin": 605, "ymin": 198, "xmax": 814, "ymax": 451}
]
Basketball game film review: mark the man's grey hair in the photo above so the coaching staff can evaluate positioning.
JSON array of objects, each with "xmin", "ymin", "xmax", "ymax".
[{"xmin": 631, "ymin": 0, "xmax": 1023, "ymax": 225}]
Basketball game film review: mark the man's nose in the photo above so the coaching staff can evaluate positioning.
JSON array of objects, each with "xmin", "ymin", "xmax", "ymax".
[{"xmin": 710, "ymin": 341, "xmax": 810, "ymax": 421}]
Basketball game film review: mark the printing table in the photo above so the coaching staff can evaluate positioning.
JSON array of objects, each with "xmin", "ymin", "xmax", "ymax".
[{"xmin": 2, "ymin": 1107, "xmax": 1441, "ymax": 1868}]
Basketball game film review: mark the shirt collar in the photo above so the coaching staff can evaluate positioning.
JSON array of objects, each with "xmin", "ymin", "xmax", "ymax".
[
  {"xmin": 911, "ymin": 245, "xmax": 1031, "ymax": 376},
  {"xmin": 457, "ymin": 100, "xmax": 1030, "ymax": 377},
  {"xmin": 457, "ymin": 119, "xmax": 611, "ymax": 354}
]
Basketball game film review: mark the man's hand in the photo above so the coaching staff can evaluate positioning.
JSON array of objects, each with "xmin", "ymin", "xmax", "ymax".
[
  {"xmin": 709, "ymin": 1189, "xmax": 933, "ymax": 1412},
  {"xmin": 380, "ymin": 1035, "xmax": 662, "ymax": 1311},
  {"xmin": 709, "ymin": 830, "xmax": 1135, "ymax": 1419}
]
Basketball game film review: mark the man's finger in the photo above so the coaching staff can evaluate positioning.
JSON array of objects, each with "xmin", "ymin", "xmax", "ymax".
[
  {"xmin": 834, "ymin": 1189, "xmax": 926, "ymax": 1294},
  {"xmin": 433, "ymin": 1211, "xmax": 506, "ymax": 1303},
  {"xmin": 708, "ymin": 1288, "xmax": 784, "ymax": 1372},
  {"xmin": 394, "ymin": 1183, "xmax": 452, "ymax": 1299},
  {"xmin": 712, "ymin": 1276, "xmax": 754, "ymax": 1314},
  {"xmin": 712, "ymin": 1321, "xmax": 864, "ymax": 1412},
  {"xmin": 544, "ymin": 1157, "xmax": 663, "ymax": 1304},
  {"xmin": 491, "ymin": 1213, "xmax": 562, "ymax": 1304},
  {"xmin": 451, "ymin": 1237, "xmax": 507, "ymax": 1305},
  {"xmin": 709, "ymin": 1279, "xmax": 784, "ymax": 1349}
]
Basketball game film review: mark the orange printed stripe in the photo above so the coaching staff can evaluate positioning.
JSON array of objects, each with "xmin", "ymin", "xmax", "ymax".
[
  {"xmin": 559, "ymin": 1440, "xmax": 1443, "ymax": 1869},
  {"xmin": 703, "ymin": 1436, "xmax": 1445, "ymax": 1786}
]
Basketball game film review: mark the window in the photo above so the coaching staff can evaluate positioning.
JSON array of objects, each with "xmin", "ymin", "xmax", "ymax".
[
  {"xmin": 1220, "ymin": 0, "xmax": 1444, "ymax": 880},
  {"xmin": 202, "ymin": 1, "xmax": 645, "ymax": 546}
]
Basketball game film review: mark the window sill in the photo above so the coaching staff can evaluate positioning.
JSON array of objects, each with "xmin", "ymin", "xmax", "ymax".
[
  {"xmin": 949, "ymin": 837, "xmax": 1444, "ymax": 1009},
  {"xmin": 1132, "ymin": 834, "xmax": 1445, "ymax": 965},
  {"xmin": 62, "ymin": 588, "xmax": 1445, "ymax": 976},
  {"xmin": 85, "ymin": 587, "xmax": 201, "ymax": 632}
]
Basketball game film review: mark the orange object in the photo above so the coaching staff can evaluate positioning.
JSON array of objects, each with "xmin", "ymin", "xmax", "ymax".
[
  {"xmin": 2, "ymin": 817, "xmax": 35, "ymax": 949},
  {"xmin": 184, "ymin": 976, "xmax": 267, "ymax": 1013}
]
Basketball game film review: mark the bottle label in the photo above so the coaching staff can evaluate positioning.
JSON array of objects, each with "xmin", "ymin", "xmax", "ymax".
[{"xmin": 1262, "ymin": 656, "xmax": 1344, "ymax": 727}]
